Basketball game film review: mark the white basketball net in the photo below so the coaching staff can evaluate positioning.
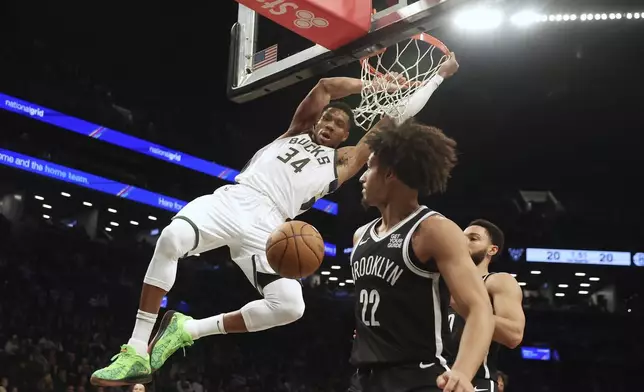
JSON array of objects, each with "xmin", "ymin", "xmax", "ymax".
[{"xmin": 354, "ymin": 35, "xmax": 450, "ymax": 131}]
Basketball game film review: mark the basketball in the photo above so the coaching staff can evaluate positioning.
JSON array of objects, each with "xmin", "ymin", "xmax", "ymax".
[{"xmin": 266, "ymin": 220, "xmax": 325, "ymax": 279}]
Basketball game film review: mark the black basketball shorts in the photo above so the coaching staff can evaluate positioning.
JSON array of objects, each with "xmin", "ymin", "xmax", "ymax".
[
  {"xmin": 348, "ymin": 362, "xmax": 445, "ymax": 392},
  {"xmin": 472, "ymin": 377, "xmax": 498, "ymax": 392}
]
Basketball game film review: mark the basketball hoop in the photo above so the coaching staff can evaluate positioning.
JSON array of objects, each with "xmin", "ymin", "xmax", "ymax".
[{"xmin": 354, "ymin": 33, "xmax": 451, "ymax": 131}]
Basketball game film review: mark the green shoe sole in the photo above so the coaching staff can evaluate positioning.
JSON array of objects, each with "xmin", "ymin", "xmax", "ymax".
[{"xmin": 90, "ymin": 374, "xmax": 152, "ymax": 387}]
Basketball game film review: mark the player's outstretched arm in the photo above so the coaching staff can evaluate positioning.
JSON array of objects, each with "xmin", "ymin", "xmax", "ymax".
[
  {"xmin": 334, "ymin": 54, "xmax": 460, "ymax": 187},
  {"xmin": 282, "ymin": 77, "xmax": 363, "ymax": 138},
  {"xmin": 487, "ymin": 273, "xmax": 525, "ymax": 348},
  {"xmin": 385, "ymin": 53, "xmax": 458, "ymax": 126},
  {"xmin": 414, "ymin": 216, "xmax": 494, "ymax": 385}
]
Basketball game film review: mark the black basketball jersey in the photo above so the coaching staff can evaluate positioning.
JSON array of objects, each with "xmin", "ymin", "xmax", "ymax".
[
  {"xmin": 349, "ymin": 206, "xmax": 451, "ymax": 370},
  {"xmin": 446, "ymin": 273, "xmax": 500, "ymax": 380}
]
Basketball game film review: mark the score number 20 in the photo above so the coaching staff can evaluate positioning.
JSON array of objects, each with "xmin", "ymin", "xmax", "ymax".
[{"xmin": 546, "ymin": 250, "xmax": 614, "ymax": 263}]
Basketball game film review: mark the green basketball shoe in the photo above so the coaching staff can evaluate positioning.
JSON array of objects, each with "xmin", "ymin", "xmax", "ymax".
[
  {"xmin": 149, "ymin": 310, "xmax": 194, "ymax": 372},
  {"xmin": 90, "ymin": 345, "xmax": 152, "ymax": 386}
]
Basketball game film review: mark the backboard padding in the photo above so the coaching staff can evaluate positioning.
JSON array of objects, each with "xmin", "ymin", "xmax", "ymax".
[{"xmin": 228, "ymin": 0, "xmax": 472, "ymax": 103}]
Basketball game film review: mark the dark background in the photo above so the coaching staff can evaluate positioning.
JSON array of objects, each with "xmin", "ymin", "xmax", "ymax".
[{"xmin": 1, "ymin": 0, "xmax": 643, "ymax": 390}]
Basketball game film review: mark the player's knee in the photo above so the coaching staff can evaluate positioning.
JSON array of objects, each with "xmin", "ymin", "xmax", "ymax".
[
  {"xmin": 264, "ymin": 279, "xmax": 305, "ymax": 324},
  {"xmin": 155, "ymin": 219, "xmax": 196, "ymax": 260},
  {"xmin": 277, "ymin": 293, "xmax": 305, "ymax": 323}
]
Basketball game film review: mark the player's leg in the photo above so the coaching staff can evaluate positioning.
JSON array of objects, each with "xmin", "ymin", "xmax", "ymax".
[
  {"xmin": 146, "ymin": 189, "xmax": 304, "ymax": 369},
  {"xmin": 186, "ymin": 276, "xmax": 304, "ymax": 335},
  {"xmin": 89, "ymin": 218, "xmax": 196, "ymax": 386},
  {"xmin": 180, "ymin": 207, "xmax": 304, "ymax": 336},
  {"xmin": 91, "ymin": 188, "xmax": 240, "ymax": 386},
  {"xmin": 147, "ymin": 274, "xmax": 304, "ymax": 372},
  {"xmin": 131, "ymin": 218, "xmax": 197, "ymax": 351}
]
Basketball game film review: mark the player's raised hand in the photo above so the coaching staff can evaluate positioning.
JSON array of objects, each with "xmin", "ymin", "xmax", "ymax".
[
  {"xmin": 384, "ymin": 72, "xmax": 408, "ymax": 92},
  {"xmin": 436, "ymin": 370, "xmax": 474, "ymax": 392},
  {"xmin": 370, "ymin": 72, "xmax": 408, "ymax": 93},
  {"xmin": 438, "ymin": 52, "xmax": 459, "ymax": 79}
]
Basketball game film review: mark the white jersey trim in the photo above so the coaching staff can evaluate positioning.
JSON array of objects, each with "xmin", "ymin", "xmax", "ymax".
[
  {"xmin": 401, "ymin": 210, "xmax": 441, "ymax": 279},
  {"xmin": 397, "ymin": 209, "xmax": 448, "ymax": 369},
  {"xmin": 349, "ymin": 219, "xmax": 379, "ymax": 264},
  {"xmin": 431, "ymin": 275, "xmax": 449, "ymax": 370},
  {"xmin": 368, "ymin": 205, "xmax": 426, "ymax": 243}
]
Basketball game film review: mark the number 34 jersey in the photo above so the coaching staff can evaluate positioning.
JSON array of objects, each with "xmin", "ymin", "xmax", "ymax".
[
  {"xmin": 235, "ymin": 134, "xmax": 338, "ymax": 218},
  {"xmin": 350, "ymin": 206, "xmax": 452, "ymax": 369}
]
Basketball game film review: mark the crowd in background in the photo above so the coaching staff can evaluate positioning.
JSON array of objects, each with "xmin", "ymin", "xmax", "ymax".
[{"xmin": 0, "ymin": 211, "xmax": 641, "ymax": 392}]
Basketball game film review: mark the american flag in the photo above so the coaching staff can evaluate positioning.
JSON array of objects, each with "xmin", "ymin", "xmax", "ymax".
[{"xmin": 252, "ymin": 44, "xmax": 278, "ymax": 71}]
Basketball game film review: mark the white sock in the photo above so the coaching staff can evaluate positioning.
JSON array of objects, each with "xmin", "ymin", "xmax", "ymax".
[
  {"xmin": 127, "ymin": 310, "xmax": 158, "ymax": 356},
  {"xmin": 184, "ymin": 314, "xmax": 226, "ymax": 340}
]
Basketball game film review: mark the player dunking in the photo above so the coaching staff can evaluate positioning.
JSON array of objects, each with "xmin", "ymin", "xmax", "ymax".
[
  {"xmin": 447, "ymin": 220, "xmax": 525, "ymax": 392},
  {"xmin": 90, "ymin": 57, "xmax": 459, "ymax": 385},
  {"xmin": 349, "ymin": 120, "xmax": 494, "ymax": 392}
]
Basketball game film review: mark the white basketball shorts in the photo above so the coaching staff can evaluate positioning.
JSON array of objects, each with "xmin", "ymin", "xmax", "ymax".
[{"xmin": 172, "ymin": 184, "xmax": 286, "ymax": 284}]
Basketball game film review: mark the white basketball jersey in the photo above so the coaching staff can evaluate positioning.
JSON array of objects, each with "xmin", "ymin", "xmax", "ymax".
[{"xmin": 235, "ymin": 133, "xmax": 338, "ymax": 218}]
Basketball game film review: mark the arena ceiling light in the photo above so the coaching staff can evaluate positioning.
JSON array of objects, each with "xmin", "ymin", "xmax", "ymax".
[
  {"xmin": 580, "ymin": 283, "xmax": 591, "ymax": 287},
  {"xmin": 579, "ymin": 290, "xmax": 589, "ymax": 295},
  {"xmin": 130, "ymin": 220, "xmax": 139, "ymax": 226},
  {"xmin": 83, "ymin": 201, "xmax": 93, "ymax": 207},
  {"xmin": 148, "ymin": 215, "xmax": 157, "ymax": 221},
  {"xmin": 518, "ymin": 282, "xmax": 527, "ymax": 286},
  {"xmin": 575, "ymin": 272, "xmax": 586, "ymax": 276},
  {"xmin": 105, "ymin": 227, "xmax": 112, "ymax": 232},
  {"xmin": 320, "ymin": 271, "xmax": 331, "ymax": 276},
  {"xmin": 558, "ymin": 284, "xmax": 569, "ymax": 288},
  {"xmin": 513, "ymin": 10, "xmax": 644, "ymax": 25},
  {"xmin": 346, "ymin": 279, "xmax": 354, "ymax": 284},
  {"xmin": 35, "ymin": 195, "xmax": 44, "ymax": 200},
  {"xmin": 453, "ymin": 7, "xmax": 504, "ymax": 30},
  {"xmin": 43, "ymin": 204, "xmax": 52, "ymax": 209},
  {"xmin": 555, "ymin": 293, "xmax": 565, "ymax": 297},
  {"xmin": 108, "ymin": 208, "xmax": 117, "ymax": 213},
  {"xmin": 110, "ymin": 221, "xmax": 119, "ymax": 227},
  {"xmin": 61, "ymin": 192, "xmax": 71, "ymax": 197},
  {"xmin": 331, "ymin": 265, "xmax": 341, "ymax": 270},
  {"xmin": 589, "ymin": 277, "xmax": 600, "ymax": 281},
  {"xmin": 42, "ymin": 214, "xmax": 50, "ymax": 219},
  {"xmin": 329, "ymin": 277, "xmax": 339, "ymax": 281},
  {"xmin": 530, "ymin": 270, "xmax": 541, "ymax": 275},
  {"xmin": 510, "ymin": 273, "xmax": 517, "ymax": 277},
  {"xmin": 510, "ymin": 10, "xmax": 541, "ymax": 27},
  {"xmin": 549, "ymin": 11, "xmax": 644, "ymax": 23}
]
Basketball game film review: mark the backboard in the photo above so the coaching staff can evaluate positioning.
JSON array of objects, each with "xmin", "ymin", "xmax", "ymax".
[{"xmin": 228, "ymin": 0, "xmax": 472, "ymax": 103}]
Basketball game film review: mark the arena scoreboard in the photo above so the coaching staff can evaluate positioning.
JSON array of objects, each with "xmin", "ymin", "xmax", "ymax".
[{"xmin": 507, "ymin": 247, "xmax": 644, "ymax": 267}]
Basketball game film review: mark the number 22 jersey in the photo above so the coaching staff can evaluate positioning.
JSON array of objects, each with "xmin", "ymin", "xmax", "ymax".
[
  {"xmin": 350, "ymin": 206, "xmax": 452, "ymax": 369},
  {"xmin": 235, "ymin": 133, "xmax": 338, "ymax": 218}
]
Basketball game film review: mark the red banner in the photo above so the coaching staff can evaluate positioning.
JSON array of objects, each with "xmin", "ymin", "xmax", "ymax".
[{"xmin": 236, "ymin": 0, "xmax": 372, "ymax": 50}]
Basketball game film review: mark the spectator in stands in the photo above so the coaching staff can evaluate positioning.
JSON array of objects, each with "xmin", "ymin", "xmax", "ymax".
[
  {"xmin": 4, "ymin": 336, "xmax": 19, "ymax": 355},
  {"xmin": 497, "ymin": 371, "xmax": 508, "ymax": 392}
]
